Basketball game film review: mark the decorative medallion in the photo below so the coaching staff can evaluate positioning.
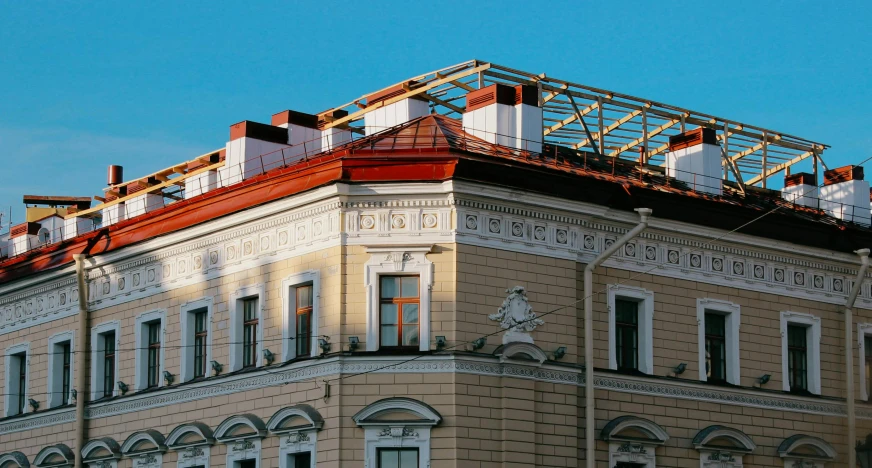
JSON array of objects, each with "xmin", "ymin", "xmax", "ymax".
[
  {"xmin": 391, "ymin": 215, "xmax": 406, "ymax": 230},
  {"xmin": 227, "ymin": 246, "xmax": 236, "ymax": 260},
  {"xmin": 313, "ymin": 220, "xmax": 323, "ymax": 235},
  {"xmin": 711, "ymin": 258, "xmax": 723, "ymax": 272},
  {"xmin": 667, "ymin": 250, "xmax": 680, "ymax": 264},
  {"xmin": 210, "ymin": 251, "xmax": 219, "ymax": 265},
  {"xmin": 624, "ymin": 243, "xmax": 636, "ymax": 257},
  {"xmin": 360, "ymin": 215, "xmax": 376, "ymax": 230},
  {"xmin": 465, "ymin": 215, "xmax": 478, "ymax": 230},
  {"xmin": 59, "ymin": 293, "xmax": 66, "ymax": 305},
  {"xmin": 690, "ymin": 254, "xmax": 702, "ymax": 268},
  {"xmin": 279, "ymin": 231, "xmax": 289, "ymax": 245},
  {"xmin": 102, "ymin": 282, "xmax": 110, "ymax": 295},
  {"xmin": 296, "ymin": 226, "xmax": 306, "ymax": 241},
  {"xmin": 422, "ymin": 213, "xmax": 438, "ymax": 229},
  {"xmin": 732, "ymin": 262, "xmax": 744, "ymax": 276},
  {"xmin": 794, "ymin": 272, "xmax": 805, "ymax": 285},
  {"xmin": 118, "ymin": 277, "xmax": 126, "ymax": 291},
  {"xmin": 645, "ymin": 246, "xmax": 656, "ymax": 261},
  {"xmin": 260, "ymin": 236, "xmax": 269, "ymax": 251},
  {"xmin": 774, "ymin": 268, "xmax": 785, "ymax": 282},
  {"xmin": 179, "ymin": 260, "xmax": 186, "ymax": 274},
  {"xmin": 813, "ymin": 275, "xmax": 824, "ymax": 289},
  {"xmin": 604, "ymin": 238, "xmax": 615, "ymax": 250},
  {"xmin": 133, "ymin": 273, "xmax": 141, "ymax": 287},
  {"xmin": 753, "ymin": 265, "xmax": 764, "ymax": 279},
  {"xmin": 511, "ymin": 222, "xmax": 524, "ymax": 238},
  {"xmin": 49, "ymin": 296, "xmax": 56, "ymax": 308},
  {"xmin": 243, "ymin": 241, "xmax": 253, "ymax": 256},
  {"xmin": 533, "ymin": 226, "xmax": 546, "ymax": 241},
  {"xmin": 37, "ymin": 298, "xmax": 43, "ymax": 312},
  {"xmin": 193, "ymin": 256, "xmax": 202, "ymax": 270},
  {"xmin": 488, "ymin": 219, "xmax": 501, "ymax": 234},
  {"xmin": 488, "ymin": 286, "xmax": 545, "ymax": 344},
  {"xmin": 556, "ymin": 229, "xmax": 568, "ymax": 245},
  {"xmin": 163, "ymin": 264, "xmax": 171, "ymax": 278},
  {"xmin": 834, "ymin": 278, "xmax": 844, "ymax": 292}
]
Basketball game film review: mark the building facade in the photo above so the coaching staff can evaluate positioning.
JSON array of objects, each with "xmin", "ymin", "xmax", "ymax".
[{"xmin": 1, "ymin": 61, "xmax": 871, "ymax": 467}]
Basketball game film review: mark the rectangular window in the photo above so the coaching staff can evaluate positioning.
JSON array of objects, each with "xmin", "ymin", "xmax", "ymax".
[
  {"xmin": 238, "ymin": 460, "xmax": 256, "ymax": 468},
  {"xmin": 103, "ymin": 332, "xmax": 116, "ymax": 397},
  {"xmin": 867, "ymin": 336, "xmax": 872, "ymax": 401},
  {"xmin": 194, "ymin": 310, "xmax": 208, "ymax": 378},
  {"xmin": 379, "ymin": 276, "xmax": 420, "ymax": 348},
  {"xmin": 61, "ymin": 342, "xmax": 71, "ymax": 405},
  {"xmin": 788, "ymin": 324, "xmax": 808, "ymax": 391},
  {"xmin": 614, "ymin": 299, "xmax": 639, "ymax": 371},
  {"xmin": 377, "ymin": 448, "xmax": 418, "ymax": 468},
  {"xmin": 288, "ymin": 452, "xmax": 312, "ymax": 468},
  {"xmin": 296, "ymin": 285, "xmax": 313, "ymax": 357},
  {"xmin": 242, "ymin": 298, "xmax": 259, "ymax": 368},
  {"xmin": 15, "ymin": 353, "xmax": 26, "ymax": 415},
  {"xmin": 146, "ymin": 322, "xmax": 161, "ymax": 388},
  {"xmin": 705, "ymin": 313, "xmax": 727, "ymax": 382}
]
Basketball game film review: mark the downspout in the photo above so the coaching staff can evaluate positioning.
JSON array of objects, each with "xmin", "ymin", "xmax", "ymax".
[
  {"xmin": 847, "ymin": 248, "xmax": 870, "ymax": 468},
  {"xmin": 73, "ymin": 254, "xmax": 90, "ymax": 468},
  {"xmin": 584, "ymin": 208, "xmax": 652, "ymax": 468}
]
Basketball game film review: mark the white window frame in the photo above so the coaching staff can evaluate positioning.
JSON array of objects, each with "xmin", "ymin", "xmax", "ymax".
[
  {"xmin": 90, "ymin": 320, "xmax": 121, "ymax": 400},
  {"xmin": 858, "ymin": 322, "xmax": 872, "ymax": 401},
  {"xmin": 364, "ymin": 246, "xmax": 433, "ymax": 352},
  {"xmin": 281, "ymin": 270, "xmax": 321, "ymax": 361},
  {"xmin": 353, "ymin": 398, "xmax": 441, "ymax": 468},
  {"xmin": 278, "ymin": 433, "xmax": 317, "ymax": 468},
  {"xmin": 607, "ymin": 285, "xmax": 654, "ymax": 374},
  {"xmin": 780, "ymin": 311, "xmax": 821, "ymax": 394},
  {"xmin": 4, "ymin": 342, "xmax": 30, "ymax": 416},
  {"xmin": 180, "ymin": 297, "xmax": 214, "ymax": 382},
  {"xmin": 167, "ymin": 423, "xmax": 214, "ymax": 468},
  {"xmin": 697, "ymin": 298, "xmax": 741, "ymax": 385},
  {"xmin": 47, "ymin": 331, "xmax": 75, "ymax": 408},
  {"xmin": 229, "ymin": 284, "xmax": 265, "ymax": 371},
  {"xmin": 216, "ymin": 415, "xmax": 265, "ymax": 468},
  {"xmin": 135, "ymin": 309, "xmax": 167, "ymax": 391}
]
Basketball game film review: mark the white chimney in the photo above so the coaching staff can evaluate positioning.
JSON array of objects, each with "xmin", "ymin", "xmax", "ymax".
[
  {"xmin": 125, "ymin": 179, "xmax": 164, "ymax": 218},
  {"xmin": 63, "ymin": 215, "xmax": 92, "ymax": 240},
  {"xmin": 185, "ymin": 151, "xmax": 224, "ymax": 199},
  {"xmin": 462, "ymin": 84, "xmax": 543, "ymax": 152},
  {"xmin": 271, "ymin": 110, "xmax": 321, "ymax": 159},
  {"xmin": 514, "ymin": 85, "xmax": 543, "ymax": 153},
  {"xmin": 364, "ymin": 82, "xmax": 430, "ymax": 135},
  {"xmin": 318, "ymin": 110, "xmax": 352, "ymax": 151},
  {"xmin": 7, "ymin": 222, "xmax": 39, "ymax": 256},
  {"xmin": 665, "ymin": 128, "xmax": 722, "ymax": 196},
  {"xmin": 819, "ymin": 165, "xmax": 870, "ymax": 225},
  {"xmin": 222, "ymin": 121, "xmax": 290, "ymax": 185},
  {"xmin": 781, "ymin": 173, "xmax": 818, "ymax": 208},
  {"xmin": 100, "ymin": 186, "xmax": 127, "ymax": 226}
]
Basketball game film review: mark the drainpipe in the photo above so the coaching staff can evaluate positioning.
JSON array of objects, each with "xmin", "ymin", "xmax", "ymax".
[
  {"xmin": 584, "ymin": 208, "xmax": 652, "ymax": 468},
  {"xmin": 847, "ymin": 248, "xmax": 870, "ymax": 468},
  {"xmin": 73, "ymin": 254, "xmax": 90, "ymax": 468}
]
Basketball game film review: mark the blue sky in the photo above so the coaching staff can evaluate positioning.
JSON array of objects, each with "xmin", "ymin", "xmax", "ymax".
[{"xmin": 1, "ymin": 1, "xmax": 869, "ymax": 227}]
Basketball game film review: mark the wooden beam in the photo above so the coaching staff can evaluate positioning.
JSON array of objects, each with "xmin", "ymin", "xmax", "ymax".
[
  {"xmin": 422, "ymin": 93, "xmax": 465, "ymax": 114},
  {"xmin": 744, "ymin": 150, "xmax": 815, "ymax": 186},
  {"xmin": 544, "ymin": 101, "xmax": 598, "ymax": 136},
  {"xmin": 729, "ymin": 134, "xmax": 781, "ymax": 163},
  {"xmin": 610, "ymin": 118, "xmax": 679, "ymax": 158},
  {"xmin": 573, "ymin": 105, "xmax": 649, "ymax": 150}
]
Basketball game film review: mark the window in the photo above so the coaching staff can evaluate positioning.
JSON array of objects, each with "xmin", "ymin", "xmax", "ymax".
[
  {"xmin": 705, "ymin": 313, "xmax": 727, "ymax": 382},
  {"xmin": 781, "ymin": 312, "xmax": 821, "ymax": 394},
  {"xmin": 615, "ymin": 464, "xmax": 645, "ymax": 468},
  {"xmin": 288, "ymin": 453, "xmax": 311, "ymax": 468},
  {"xmin": 697, "ymin": 299, "xmax": 740, "ymax": 385},
  {"xmin": 239, "ymin": 461, "xmax": 256, "ymax": 468},
  {"xmin": 48, "ymin": 331, "xmax": 74, "ymax": 408},
  {"xmin": 103, "ymin": 332, "xmax": 116, "ymax": 398},
  {"xmin": 3, "ymin": 343, "xmax": 29, "ymax": 417},
  {"xmin": 243, "ymin": 298, "xmax": 259, "ymax": 368},
  {"xmin": 147, "ymin": 322, "xmax": 161, "ymax": 388},
  {"xmin": 91, "ymin": 320, "xmax": 120, "ymax": 399},
  {"xmin": 787, "ymin": 324, "xmax": 808, "ymax": 392},
  {"xmin": 379, "ymin": 276, "xmax": 420, "ymax": 348},
  {"xmin": 296, "ymin": 286, "xmax": 313, "ymax": 357},
  {"xmin": 615, "ymin": 299, "xmax": 639, "ymax": 372},
  {"xmin": 194, "ymin": 310, "xmax": 208, "ymax": 378},
  {"xmin": 378, "ymin": 448, "xmax": 418, "ymax": 468}
]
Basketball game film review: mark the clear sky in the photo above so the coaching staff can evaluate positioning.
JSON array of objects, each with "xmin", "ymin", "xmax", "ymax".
[{"xmin": 1, "ymin": 1, "xmax": 869, "ymax": 227}]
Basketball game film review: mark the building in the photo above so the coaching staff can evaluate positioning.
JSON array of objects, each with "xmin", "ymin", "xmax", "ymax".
[{"xmin": 0, "ymin": 59, "xmax": 871, "ymax": 467}]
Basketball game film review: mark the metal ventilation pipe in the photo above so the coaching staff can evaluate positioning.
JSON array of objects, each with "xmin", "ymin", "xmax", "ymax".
[
  {"xmin": 847, "ymin": 248, "xmax": 870, "ymax": 468},
  {"xmin": 107, "ymin": 165, "xmax": 123, "ymax": 186},
  {"xmin": 584, "ymin": 208, "xmax": 652, "ymax": 468}
]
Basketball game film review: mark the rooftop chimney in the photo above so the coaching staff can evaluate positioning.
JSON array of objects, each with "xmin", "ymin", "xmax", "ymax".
[
  {"xmin": 462, "ymin": 84, "xmax": 543, "ymax": 152},
  {"xmin": 222, "ymin": 120, "xmax": 290, "ymax": 185},
  {"xmin": 108, "ymin": 165, "xmax": 123, "ymax": 186},
  {"xmin": 363, "ymin": 82, "xmax": 430, "ymax": 135},
  {"xmin": 126, "ymin": 178, "xmax": 164, "ymax": 217},
  {"xmin": 271, "ymin": 110, "xmax": 321, "ymax": 158},
  {"xmin": 185, "ymin": 150, "xmax": 224, "ymax": 199},
  {"xmin": 782, "ymin": 172, "xmax": 818, "ymax": 208},
  {"xmin": 665, "ymin": 128, "xmax": 722, "ymax": 196},
  {"xmin": 819, "ymin": 165, "xmax": 870, "ymax": 224},
  {"xmin": 318, "ymin": 109, "xmax": 352, "ymax": 151},
  {"xmin": 101, "ymin": 185, "xmax": 127, "ymax": 226}
]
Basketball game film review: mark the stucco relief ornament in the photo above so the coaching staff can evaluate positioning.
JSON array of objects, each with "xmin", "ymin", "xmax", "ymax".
[{"xmin": 488, "ymin": 286, "xmax": 544, "ymax": 344}]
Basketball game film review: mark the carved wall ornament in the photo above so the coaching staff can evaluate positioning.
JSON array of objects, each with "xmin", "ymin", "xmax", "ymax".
[
  {"xmin": 489, "ymin": 286, "xmax": 545, "ymax": 344},
  {"xmin": 378, "ymin": 427, "xmax": 418, "ymax": 438}
]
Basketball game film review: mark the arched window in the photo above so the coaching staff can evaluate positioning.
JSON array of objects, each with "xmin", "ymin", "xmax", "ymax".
[
  {"xmin": 121, "ymin": 430, "xmax": 167, "ymax": 468},
  {"xmin": 166, "ymin": 422, "xmax": 215, "ymax": 468},
  {"xmin": 80, "ymin": 438, "xmax": 121, "ymax": 468},
  {"xmin": 0, "ymin": 452, "xmax": 30, "ymax": 468},
  {"xmin": 267, "ymin": 404, "xmax": 324, "ymax": 468},
  {"xmin": 215, "ymin": 414, "xmax": 266, "ymax": 468},
  {"xmin": 353, "ymin": 397, "xmax": 442, "ymax": 468},
  {"xmin": 693, "ymin": 425, "xmax": 756, "ymax": 468},
  {"xmin": 34, "ymin": 444, "xmax": 74, "ymax": 468},
  {"xmin": 777, "ymin": 435, "xmax": 837, "ymax": 468},
  {"xmin": 601, "ymin": 416, "xmax": 669, "ymax": 468}
]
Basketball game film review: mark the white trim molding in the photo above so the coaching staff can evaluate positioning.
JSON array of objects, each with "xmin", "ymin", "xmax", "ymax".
[
  {"xmin": 229, "ymin": 284, "xmax": 265, "ymax": 372},
  {"xmin": 34, "ymin": 443, "xmax": 75, "ymax": 468},
  {"xmin": 353, "ymin": 397, "xmax": 442, "ymax": 468},
  {"xmin": 134, "ymin": 309, "xmax": 167, "ymax": 392},
  {"xmin": 166, "ymin": 422, "xmax": 215, "ymax": 468},
  {"xmin": 81, "ymin": 437, "xmax": 121, "ymax": 468},
  {"xmin": 607, "ymin": 285, "xmax": 654, "ymax": 374},
  {"xmin": 216, "ymin": 414, "xmax": 266, "ymax": 468},
  {"xmin": 364, "ymin": 246, "xmax": 433, "ymax": 352},
  {"xmin": 268, "ymin": 404, "xmax": 323, "ymax": 468},
  {"xmin": 697, "ymin": 299, "xmax": 741, "ymax": 385},
  {"xmin": 46, "ymin": 331, "xmax": 75, "ymax": 409},
  {"xmin": 693, "ymin": 425, "xmax": 756, "ymax": 468},
  {"xmin": 281, "ymin": 270, "xmax": 321, "ymax": 361},
  {"xmin": 601, "ymin": 415, "xmax": 668, "ymax": 468},
  {"xmin": 780, "ymin": 312, "xmax": 822, "ymax": 394},
  {"xmin": 3, "ymin": 342, "xmax": 30, "ymax": 417},
  {"xmin": 180, "ymin": 297, "xmax": 214, "ymax": 383},
  {"xmin": 858, "ymin": 322, "xmax": 872, "ymax": 402},
  {"xmin": 90, "ymin": 320, "xmax": 121, "ymax": 400},
  {"xmin": 121, "ymin": 430, "xmax": 167, "ymax": 468},
  {"xmin": 777, "ymin": 434, "xmax": 836, "ymax": 468},
  {"xmin": 0, "ymin": 452, "xmax": 30, "ymax": 468}
]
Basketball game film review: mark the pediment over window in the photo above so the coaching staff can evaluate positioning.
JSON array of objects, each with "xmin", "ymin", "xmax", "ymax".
[
  {"xmin": 214, "ymin": 414, "xmax": 267, "ymax": 442},
  {"xmin": 81, "ymin": 438, "xmax": 122, "ymax": 463},
  {"xmin": 494, "ymin": 342, "xmax": 548, "ymax": 365},
  {"xmin": 693, "ymin": 425, "xmax": 756, "ymax": 453},
  {"xmin": 34, "ymin": 444, "xmax": 74, "ymax": 468},
  {"xmin": 777, "ymin": 435, "xmax": 836, "ymax": 462},
  {"xmin": 0, "ymin": 452, "xmax": 30, "ymax": 468},
  {"xmin": 166, "ymin": 422, "xmax": 215, "ymax": 448},
  {"xmin": 601, "ymin": 416, "xmax": 670, "ymax": 445},
  {"xmin": 267, "ymin": 404, "xmax": 324, "ymax": 434},
  {"xmin": 352, "ymin": 397, "xmax": 442, "ymax": 427},
  {"xmin": 121, "ymin": 430, "xmax": 167, "ymax": 455}
]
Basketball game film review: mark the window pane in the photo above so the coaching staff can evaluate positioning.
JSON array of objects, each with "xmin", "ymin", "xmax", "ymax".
[
  {"xmin": 195, "ymin": 311, "xmax": 207, "ymax": 333},
  {"xmin": 402, "ymin": 304, "xmax": 419, "ymax": 324},
  {"xmin": 244, "ymin": 298, "xmax": 258, "ymax": 321},
  {"xmin": 381, "ymin": 304, "xmax": 398, "ymax": 325},
  {"xmin": 614, "ymin": 299, "xmax": 638, "ymax": 324},
  {"xmin": 400, "ymin": 450, "xmax": 418, "ymax": 468},
  {"xmin": 381, "ymin": 326, "xmax": 398, "ymax": 346},
  {"xmin": 379, "ymin": 450, "xmax": 399, "ymax": 468},
  {"xmin": 403, "ymin": 326, "xmax": 419, "ymax": 347},
  {"xmin": 401, "ymin": 277, "xmax": 418, "ymax": 298},
  {"xmin": 381, "ymin": 276, "xmax": 398, "ymax": 298},
  {"xmin": 297, "ymin": 286, "xmax": 312, "ymax": 308}
]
